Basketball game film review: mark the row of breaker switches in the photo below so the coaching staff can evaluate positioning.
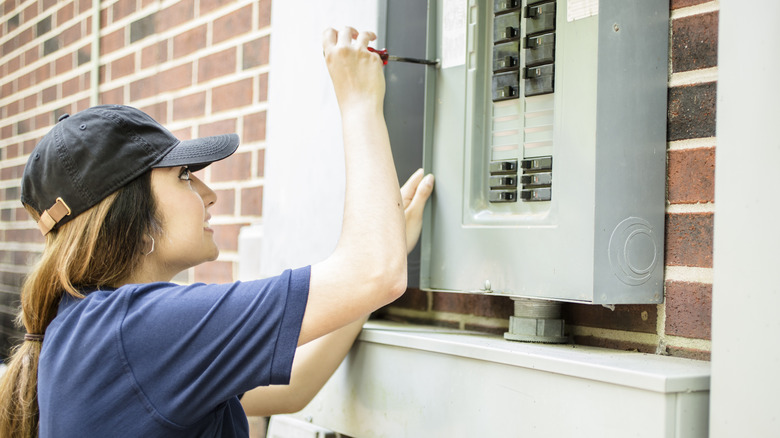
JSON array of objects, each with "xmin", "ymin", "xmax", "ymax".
[
  {"xmin": 488, "ymin": 156, "xmax": 553, "ymax": 202},
  {"xmin": 491, "ymin": 0, "xmax": 557, "ymax": 101}
]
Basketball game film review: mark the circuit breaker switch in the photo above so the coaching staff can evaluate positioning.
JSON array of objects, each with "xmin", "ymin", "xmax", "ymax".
[
  {"xmin": 520, "ymin": 156, "xmax": 553, "ymax": 171},
  {"xmin": 490, "ymin": 175, "xmax": 518, "ymax": 188},
  {"xmin": 520, "ymin": 172, "xmax": 552, "ymax": 186},
  {"xmin": 520, "ymin": 187, "xmax": 552, "ymax": 202},
  {"xmin": 489, "ymin": 160, "xmax": 518, "ymax": 174},
  {"xmin": 524, "ymin": 2, "xmax": 556, "ymax": 35},
  {"xmin": 494, "ymin": 0, "xmax": 519, "ymax": 13},
  {"xmin": 489, "ymin": 190, "xmax": 518, "ymax": 203},
  {"xmin": 524, "ymin": 33, "xmax": 555, "ymax": 66}
]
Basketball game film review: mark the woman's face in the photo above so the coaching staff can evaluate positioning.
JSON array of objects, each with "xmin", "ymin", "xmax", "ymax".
[{"xmin": 146, "ymin": 166, "xmax": 219, "ymax": 280}]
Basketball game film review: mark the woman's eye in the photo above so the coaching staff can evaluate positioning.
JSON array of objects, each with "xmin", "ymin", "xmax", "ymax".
[{"xmin": 178, "ymin": 167, "xmax": 191, "ymax": 181}]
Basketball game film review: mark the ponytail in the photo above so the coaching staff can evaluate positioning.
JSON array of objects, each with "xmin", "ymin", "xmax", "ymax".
[{"xmin": 0, "ymin": 171, "xmax": 158, "ymax": 437}]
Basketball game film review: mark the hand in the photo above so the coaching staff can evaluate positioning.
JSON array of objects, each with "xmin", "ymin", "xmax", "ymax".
[
  {"xmin": 401, "ymin": 169, "xmax": 435, "ymax": 254},
  {"xmin": 322, "ymin": 27, "xmax": 385, "ymax": 113}
]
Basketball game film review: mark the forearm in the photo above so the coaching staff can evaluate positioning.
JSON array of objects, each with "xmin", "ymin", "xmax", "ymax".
[{"xmin": 241, "ymin": 315, "xmax": 369, "ymax": 416}]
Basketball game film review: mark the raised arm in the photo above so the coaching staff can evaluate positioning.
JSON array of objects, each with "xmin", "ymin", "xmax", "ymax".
[{"xmin": 297, "ymin": 27, "xmax": 408, "ymax": 346}]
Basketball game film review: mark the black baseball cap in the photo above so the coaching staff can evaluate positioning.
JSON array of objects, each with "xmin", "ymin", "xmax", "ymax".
[{"xmin": 21, "ymin": 105, "xmax": 240, "ymax": 235}]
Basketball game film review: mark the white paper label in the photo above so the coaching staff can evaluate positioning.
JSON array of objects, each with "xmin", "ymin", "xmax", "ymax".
[
  {"xmin": 567, "ymin": 0, "xmax": 599, "ymax": 22},
  {"xmin": 441, "ymin": 0, "xmax": 467, "ymax": 68}
]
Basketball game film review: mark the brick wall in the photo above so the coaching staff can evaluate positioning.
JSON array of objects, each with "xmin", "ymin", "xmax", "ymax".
[
  {"xmin": 1, "ymin": 0, "xmax": 719, "ymax": 362},
  {"xmin": 0, "ymin": 0, "xmax": 271, "ymax": 358},
  {"xmin": 380, "ymin": 0, "xmax": 719, "ymax": 361}
]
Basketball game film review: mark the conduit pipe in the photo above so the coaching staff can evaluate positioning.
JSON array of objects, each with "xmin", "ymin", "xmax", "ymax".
[{"xmin": 504, "ymin": 297, "xmax": 567, "ymax": 343}]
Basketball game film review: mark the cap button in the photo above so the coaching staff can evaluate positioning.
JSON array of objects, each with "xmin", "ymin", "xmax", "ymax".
[{"xmin": 57, "ymin": 114, "xmax": 70, "ymax": 122}]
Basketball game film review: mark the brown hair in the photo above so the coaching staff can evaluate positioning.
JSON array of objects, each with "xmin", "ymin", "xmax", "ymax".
[{"xmin": 0, "ymin": 171, "xmax": 159, "ymax": 437}]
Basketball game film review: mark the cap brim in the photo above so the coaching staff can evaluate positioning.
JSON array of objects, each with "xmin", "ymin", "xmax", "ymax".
[{"xmin": 153, "ymin": 133, "xmax": 240, "ymax": 172}]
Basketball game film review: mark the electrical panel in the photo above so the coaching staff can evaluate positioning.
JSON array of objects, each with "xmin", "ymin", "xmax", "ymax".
[{"xmin": 418, "ymin": 0, "xmax": 669, "ymax": 304}]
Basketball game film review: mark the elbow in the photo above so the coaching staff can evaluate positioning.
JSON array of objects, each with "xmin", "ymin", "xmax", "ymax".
[{"xmin": 378, "ymin": 252, "xmax": 408, "ymax": 304}]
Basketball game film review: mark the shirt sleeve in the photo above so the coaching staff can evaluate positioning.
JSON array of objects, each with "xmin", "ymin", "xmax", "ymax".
[{"xmin": 118, "ymin": 266, "xmax": 310, "ymax": 427}]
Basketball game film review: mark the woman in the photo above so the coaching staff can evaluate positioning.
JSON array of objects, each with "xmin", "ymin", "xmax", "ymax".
[{"xmin": 0, "ymin": 27, "xmax": 433, "ymax": 437}]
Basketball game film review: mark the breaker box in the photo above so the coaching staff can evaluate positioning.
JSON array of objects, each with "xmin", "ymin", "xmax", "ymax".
[{"xmin": 411, "ymin": 0, "xmax": 668, "ymax": 304}]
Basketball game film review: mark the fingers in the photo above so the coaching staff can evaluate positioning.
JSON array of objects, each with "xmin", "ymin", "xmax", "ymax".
[
  {"xmin": 336, "ymin": 26, "xmax": 358, "ymax": 47},
  {"xmin": 406, "ymin": 173, "xmax": 434, "ymax": 216},
  {"xmin": 400, "ymin": 168, "xmax": 425, "ymax": 209},
  {"xmin": 403, "ymin": 171, "xmax": 434, "ymax": 254},
  {"xmin": 354, "ymin": 30, "xmax": 377, "ymax": 49},
  {"xmin": 322, "ymin": 28, "xmax": 338, "ymax": 52}
]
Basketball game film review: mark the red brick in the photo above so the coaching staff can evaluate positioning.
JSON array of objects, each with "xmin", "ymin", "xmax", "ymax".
[
  {"xmin": 159, "ymin": 62, "xmax": 192, "ymax": 92},
  {"xmin": 172, "ymin": 91, "xmax": 206, "ymax": 120},
  {"xmin": 35, "ymin": 113, "xmax": 51, "ymax": 131},
  {"xmin": 199, "ymin": 118, "xmax": 236, "ymax": 137},
  {"xmin": 55, "ymin": 53, "xmax": 73, "ymax": 74},
  {"xmin": 100, "ymin": 28, "xmax": 124, "ymax": 56},
  {"xmin": 211, "ymin": 189, "xmax": 235, "ymax": 215},
  {"xmin": 210, "ymin": 151, "xmax": 250, "ymax": 182},
  {"xmin": 258, "ymin": 0, "xmax": 271, "ymax": 28},
  {"xmin": 42, "ymin": 85, "xmax": 57, "ymax": 103},
  {"xmin": 672, "ymin": 12, "xmax": 718, "ymax": 73},
  {"xmin": 257, "ymin": 72, "xmax": 268, "ymax": 102},
  {"xmin": 671, "ymin": 0, "xmax": 709, "ymax": 9},
  {"xmin": 212, "ymin": 223, "xmax": 246, "ymax": 252},
  {"xmin": 197, "ymin": 48, "xmax": 236, "ymax": 83},
  {"xmin": 156, "ymin": 0, "xmax": 194, "ymax": 30},
  {"xmin": 6, "ymin": 100, "xmax": 20, "ymax": 117},
  {"xmin": 57, "ymin": 2, "xmax": 74, "ymax": 25},
  {"xmin": 240, "ymin": 186, "xmax": 262, "ymax": 216},
  {"xmin": 213, "ymin": 5, "xmax": 252, "ymax": 44},
  {"xmin": 61, "ymin": 21, "xmax": 82, "ymax": 46},
  {"xmin": 36, "ymin": 63, "xmax": 51, "ymax": 84},
  {"xmin": 665, "ymin": 213, "xmax": 714, "ymax": 267},
  {"xmin": 23, "ymin": 46, "xmax": 38, "ymax": 67},
  {"xmin": 100, "ymin": 85, "xmax": 124, "ymax": 104},
  {"xmin": 173, "ymin": 24, "xmax": 206, "ymax": 59},
  {"xmin": 7, "ymin": 55, "xmax": 20, "ymax": 74},
  {"xmin": 23, "ymin": 2, "xmax": 38, "ymax": 23},
  {"xmin": 139, "ymin": 102, "xmax": 167, "ymax": 124},
  {"xmin": 198, "ymin": 0, "xmax": 224, "ymax": 15},
  {"xmin": 23, "ymin": 94, "xmax": 36, "ymax": 111},
  {"xmin": 256, "ymin": 148, "xmax": 264, "ymax": 177},
  {"xmin": 665, "ymin": 281, "xmax": 711, "ymax": 340},
  {"xmin": 110, "ymin": 53, "xmax": 134, "ymax": 79},
  {"xmin": 171, "ymin": 127, "xmax": 191, "ymax": 140},
  {"xmin": 76, "ymin": 0, "xmax": 92, "ymax": 16},
  {"xmin": 211, "ymin": 78, "xmax": 252, "ymax": 113},
  {"xmin": 100, "ymin": 7, "xmax": 108, "ymax": 27},
  {"xmin": 112, "ymin": 0, "xmax": 136, "ymax": 22},
  {"xmin": 141, "ymin": 40, "xmax": 168, "ymax": 68},
  {"xmin": 432, "ymin": 292, "xmax": 513, "ymax": 319},
  {"xmin": 564, "ymin": 303, "xmax": 657, "ymax": 334},
  {"xmin": 194, "ymin": 260, "xmax": 233, "ymax": 284},
  {"xmin": 667, "ymin": 147, "xmax": 715, "ymax": 204},
  {"xmin": 62, "ymin": 75, "xmax": 82, "ymax": 97},
  {"xmin": 242, "ymin": 36, "xmax": 269, "ymax": 70},
  {"xmin": 99, "ymin": 64, "xmax": 107, "ymax": 83},
  {"xmin": 242, "ymin": 111, "xmax": 266, "ymax": 143}
]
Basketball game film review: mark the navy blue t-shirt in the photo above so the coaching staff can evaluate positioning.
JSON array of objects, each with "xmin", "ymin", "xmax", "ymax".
[{"xmin": 37, "ymin": 266, "xmax": 310, "ymax": 437}]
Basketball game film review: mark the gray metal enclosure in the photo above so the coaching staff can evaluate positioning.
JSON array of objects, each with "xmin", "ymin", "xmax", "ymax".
[{"xmin": 417, "ymin": 0, "xmax": 669, "ymax": 304}]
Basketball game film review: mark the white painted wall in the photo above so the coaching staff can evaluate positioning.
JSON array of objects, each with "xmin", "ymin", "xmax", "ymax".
[
  {"xmin": 260, "ymin": 2, "xmax": 380, "ymax": 276},
  {"xmin": 710, "ymin": 0, "xmax": 780, "ymax": 434}
]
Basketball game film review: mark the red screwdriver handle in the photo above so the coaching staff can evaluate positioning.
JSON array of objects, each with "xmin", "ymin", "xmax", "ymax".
[{"xmin": 367, "ymin": 47, "xmax": 389, "ymax": 65}]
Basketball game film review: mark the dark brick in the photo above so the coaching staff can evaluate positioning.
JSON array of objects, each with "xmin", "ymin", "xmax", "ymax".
[
  {"xmin": 564, "ymin": 303, "xmax": 657, "ymax": 334},
  {"xmin": 35, "ymin": 15, "xmax": 51, "ymax": 37},
  {"xmin": 665, "ymin": 281, "xmax": 711, "ymax": 340},
  {"xmin": 667, "ymin": 82, "xmax": 717, "ymax": 141},
  {"xmin": 388, "ymin": 288, "xmax": 428, "ymax": 312},
  {"xmin": 77, "ymin": 45, "xmax": 91, "ymax": 65},
  {"xmin": 8, "ymin": 14, "xmax": 20, "ymax": 30},
  {"xmin": 130, "ymin": 13, "xmax": 156, "ymax": 43},
  {"xmin": 432, "ymin": 292, "xmax": 513, "ymax": 319},
  {"xmin": 665, "ymin": 213, "xmax": 714, "ymax": 267},
  {"xmin": 43, "ymin": 36, "xmax": 60, "ymax": 55},
  {"xmin": 672, "ymin": 11, "xmax": 718, "ymax": 73}
]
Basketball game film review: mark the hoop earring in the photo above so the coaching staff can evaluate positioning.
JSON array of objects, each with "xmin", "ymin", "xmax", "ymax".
[{"xmin": 143, "ymin": 234, "xmax": 155, "ymax": 256}]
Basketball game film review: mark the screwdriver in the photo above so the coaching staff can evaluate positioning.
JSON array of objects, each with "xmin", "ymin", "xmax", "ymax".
[{"xmin": 367, "ymin": 47, "xmax": 438, "ymax": 67}]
